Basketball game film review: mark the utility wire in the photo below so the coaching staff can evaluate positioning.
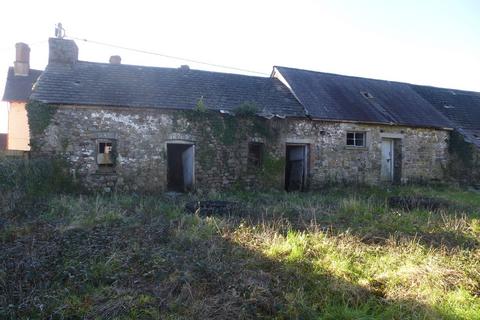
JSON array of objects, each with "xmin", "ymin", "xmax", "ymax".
[{"xmin": 70, "ymin": 37, "xmax": 269, "ymax": 76}]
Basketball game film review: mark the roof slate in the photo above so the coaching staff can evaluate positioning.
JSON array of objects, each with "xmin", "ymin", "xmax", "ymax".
[
  {"xmin": 31, "ymin": 61, "xmax": 305, "ymax": 117},
  {"xmin": 275, "ymin": 66, "xmax": 452, "ymax": 129},
  {"xmin": 411, "ymin": 85, "xmax": 480, "ymax": 147},
  {"xmin": 2, "ymin": 67, "xmax": 43, "ymax": 101}
]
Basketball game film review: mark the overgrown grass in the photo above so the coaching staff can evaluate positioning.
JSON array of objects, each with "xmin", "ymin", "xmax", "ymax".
[
  {"xmin": 1, "ymin": 185, "xmax": 479, "ymax": 319},
  {"xmin": 0, "ymin": 156, "xmax": 77, "ymax": 212}
]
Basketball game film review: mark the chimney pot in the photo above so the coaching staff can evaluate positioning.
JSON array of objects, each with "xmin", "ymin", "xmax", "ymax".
[
  {"xmin": 14, "ymin": 42, "xmax": 30, "ymax": 76},
  {"xmin": 48, "ymin": 38, "xmax": 78, "ymax": 64},
  {"xmin": 180, "ymin": 65, "xmax": 190, "ymax": 71},
  {"xmin": 109, "ymin": 55, "xmax": 121, "ymax": 64}
]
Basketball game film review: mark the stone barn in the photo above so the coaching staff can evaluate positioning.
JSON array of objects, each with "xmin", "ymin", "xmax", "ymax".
[{"xmin": 25, "ymin": 38, "xmax": 465, "ymax": 192}]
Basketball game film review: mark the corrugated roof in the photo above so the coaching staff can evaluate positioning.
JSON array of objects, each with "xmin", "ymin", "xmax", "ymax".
[
  {"xmin": 412, "ymin": 85, "xmax": 480, "ymax": 147},
  {"xmin": 2, "ymin": 67, "xmax": 42, "ymax": 101},
  {"xmin": 31, "ymin": 61, "xmax": 305, "ymax": 117},
  {"xmin": 275, "ymin": 66, "xmax": 452, "ymax": 129}
]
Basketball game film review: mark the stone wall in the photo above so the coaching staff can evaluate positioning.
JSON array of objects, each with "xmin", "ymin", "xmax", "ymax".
[
  {"xmin": 31, "ymin": 105, "xmax": 449, "ymax": 192},
  {"xmin": 447, "ymin": 131, "xmax": 480, "ymax": 185},
  {"xmin": 283, "ymin": 120, "xmax": 448, "ymax": 187}
]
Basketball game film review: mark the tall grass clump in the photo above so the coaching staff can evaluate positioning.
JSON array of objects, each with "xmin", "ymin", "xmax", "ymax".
[{"xmin": 0, "ymin": 156, "xmax": 77, "ymax": 212}]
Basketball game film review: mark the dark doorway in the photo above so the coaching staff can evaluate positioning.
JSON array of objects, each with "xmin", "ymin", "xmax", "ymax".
[
  {"xmin": 167, "ymin": 143, "xmax": 194, "ymax": 192},
  {"xmin": 285, "ymin": 144, "xmax": 308, "ymax": 192}
]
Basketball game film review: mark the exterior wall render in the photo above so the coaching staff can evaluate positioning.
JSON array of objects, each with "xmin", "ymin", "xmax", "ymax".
[{"xmin": 7, "ymin": 102, "xmax": 30, "ymax": 151}]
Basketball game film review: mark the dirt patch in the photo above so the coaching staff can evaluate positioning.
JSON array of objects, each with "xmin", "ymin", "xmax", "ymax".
[
  {"xmin": 418, "ymin": 231, "xmax": 479, "ymax": 250},
  {"xmin": 185, "ymin": 200, "xmax": 242, "ymax": 216},
  {"xmin": 388, "ymin": 196, "xmax": 451, "ymax": 211}
]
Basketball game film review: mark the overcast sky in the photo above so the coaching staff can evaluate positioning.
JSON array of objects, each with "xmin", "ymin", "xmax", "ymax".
[{"xmin": 1, "ymin": 0, "xmax": 479, "ymax": 133}]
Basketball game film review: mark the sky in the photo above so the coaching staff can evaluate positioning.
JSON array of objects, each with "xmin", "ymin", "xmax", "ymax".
[{"xmin": 1, "ymin": 0, "xmax": 479, "ymax": 133}]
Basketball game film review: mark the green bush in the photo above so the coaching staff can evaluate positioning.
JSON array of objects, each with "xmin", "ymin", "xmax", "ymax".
[
  {"xmin": 26, "ymin": 100, "xmax": 57, "ymax": 136},
  {"xmin": 0, "ymin": 156, "xmax": 77, "ymax": 212},
  {"xmin": 233, "ymin": 102, "xmax": 259, "ymax": 117}
]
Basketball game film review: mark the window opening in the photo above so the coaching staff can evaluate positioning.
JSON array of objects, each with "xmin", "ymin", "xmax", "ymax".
[
  {"xmin": 97, "ymin": 141, "xmax": 114, "ymax": 166},
  {"xmin": 346, "ymin": 132, "xmax": 365, "ymax": 147}
]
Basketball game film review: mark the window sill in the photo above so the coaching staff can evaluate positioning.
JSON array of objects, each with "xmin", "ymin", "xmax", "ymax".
[
  {"xmin": 94, "ymin": 168, "xmax": 117, "ymax": 175},
  {"xmin": 344, "ymin": 145, "xmax": 367, "ymax": 151}
]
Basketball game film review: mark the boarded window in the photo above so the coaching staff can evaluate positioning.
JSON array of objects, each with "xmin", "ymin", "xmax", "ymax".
[
  {"xmin": 346, "ymin": 132, "xmax": 365, "ymax": 147},
  {"xmin": 248, "ymin": 142, "xmax": 263, "ymax": 167},
  {"xmin": 97, "ymin": 141, "xmax": 114, "ymax": 167}
]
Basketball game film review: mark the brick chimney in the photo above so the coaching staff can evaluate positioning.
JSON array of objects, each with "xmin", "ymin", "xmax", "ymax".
[
  {"xmin": 14, "ymin": 42, "xmax": 30, "ymax": 76},
  {"xmin": 48, "ymin": 38, "xmax": 78, "ymax": 64},
  {"xmin": 109, "ymin": 55, "xmax": 121, "ymax": 64}
]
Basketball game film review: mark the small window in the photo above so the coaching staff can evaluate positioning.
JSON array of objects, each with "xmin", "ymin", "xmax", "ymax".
[
  {"xmin": 248, "ymin": 142, "xmax": 263, "ymax": 167},
  {"xmin": 361, "ymin": 91, "xmax": 374, "ymax": 99},
  {"xmin": 97, "ymin": 141, "xmax": 115, "ymax": 167},
  {"xmin": 346, "ymin": 132, "xmax": 365, "ymax": 147}
]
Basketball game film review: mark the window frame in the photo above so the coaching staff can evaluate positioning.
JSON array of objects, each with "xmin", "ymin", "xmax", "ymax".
[{"xmin": 346, "ymin": 131, "xmax": 366, "ymax": 148}]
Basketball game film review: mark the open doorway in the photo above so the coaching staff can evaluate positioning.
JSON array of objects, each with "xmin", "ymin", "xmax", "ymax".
[
  {"xmin": 285, "ymin": 144, "xmax": 308, "ymax": 191},
  {"xmin": 167, "ymin": 143, "xmax": 195, "ymax": 192}
]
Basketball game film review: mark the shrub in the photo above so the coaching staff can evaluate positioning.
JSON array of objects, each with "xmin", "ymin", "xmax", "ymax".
[
  {"xmin": 233, "ymin": 102, "xmax": 259, "ymax": 117},
  {"xmin": 0, "ymin": 156, "xmax": 77, "ymax": 212}
]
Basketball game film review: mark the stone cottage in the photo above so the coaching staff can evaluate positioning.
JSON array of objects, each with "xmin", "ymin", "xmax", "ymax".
[{"xmin": 25, "ymin": 38, "xmax": 466, "ymax": 192}]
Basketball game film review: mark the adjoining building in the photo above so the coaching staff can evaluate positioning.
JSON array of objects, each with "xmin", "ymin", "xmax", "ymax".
[{"xmin": 2, "ymin": 43, "xmax": 42, "ymax": 151}]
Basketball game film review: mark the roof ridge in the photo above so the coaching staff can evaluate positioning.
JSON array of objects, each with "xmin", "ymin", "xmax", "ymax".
[
  {"xmin": 74, "ymin": 60, "xmax": 271, "ymax": 80},
  {"xmin": 275, "ymin": 66, "xmax": 398, "ymax": 84},
  {"xmin": 275, "ymin": 66, "xmax": 480, "ymax": 94}
]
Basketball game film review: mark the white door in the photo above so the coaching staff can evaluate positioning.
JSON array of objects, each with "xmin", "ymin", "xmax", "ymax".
[
  {"xmin": 381, "ymin": 139, "xmax": 394, "ymax": 181},
  {"xmin": 181, "ymin": 145, "xmax": 194, "ymax": 191}
]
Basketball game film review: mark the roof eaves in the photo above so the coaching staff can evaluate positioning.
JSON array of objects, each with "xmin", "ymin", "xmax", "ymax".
[{"xmin": 308, "ymin": 115, "xmax": 453, "ymax": 130}]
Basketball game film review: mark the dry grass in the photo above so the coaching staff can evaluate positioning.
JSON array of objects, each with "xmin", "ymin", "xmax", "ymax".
[{"xmin": 1, "ymin": 185, "xmax": 479, "ymax": 319}]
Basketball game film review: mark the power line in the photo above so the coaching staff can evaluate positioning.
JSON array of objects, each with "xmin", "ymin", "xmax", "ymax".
[{"xmin": 70, "ymin": 36, "xmax": 269, "ymax": 76}]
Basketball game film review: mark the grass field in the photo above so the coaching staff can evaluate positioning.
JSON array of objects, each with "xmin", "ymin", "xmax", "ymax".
[{"xmin": 1, "ymin": 185, "xmax": 479, "ymax": 319}]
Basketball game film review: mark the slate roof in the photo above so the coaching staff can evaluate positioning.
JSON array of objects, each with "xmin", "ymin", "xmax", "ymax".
[
  {"xmin": 412, "ymin": 85, "xmax": 480, "ymax": 148},
  {"xmin": 274, "ymin": 66, "xmax": 452, "ymax": 129},
  {"xmin": 2, "ymin": 67, "xmax": 43, "ymax": 101},
  {"xmin": 31, "ymin": 61, "xmax": 305, "ymax": 117}
]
